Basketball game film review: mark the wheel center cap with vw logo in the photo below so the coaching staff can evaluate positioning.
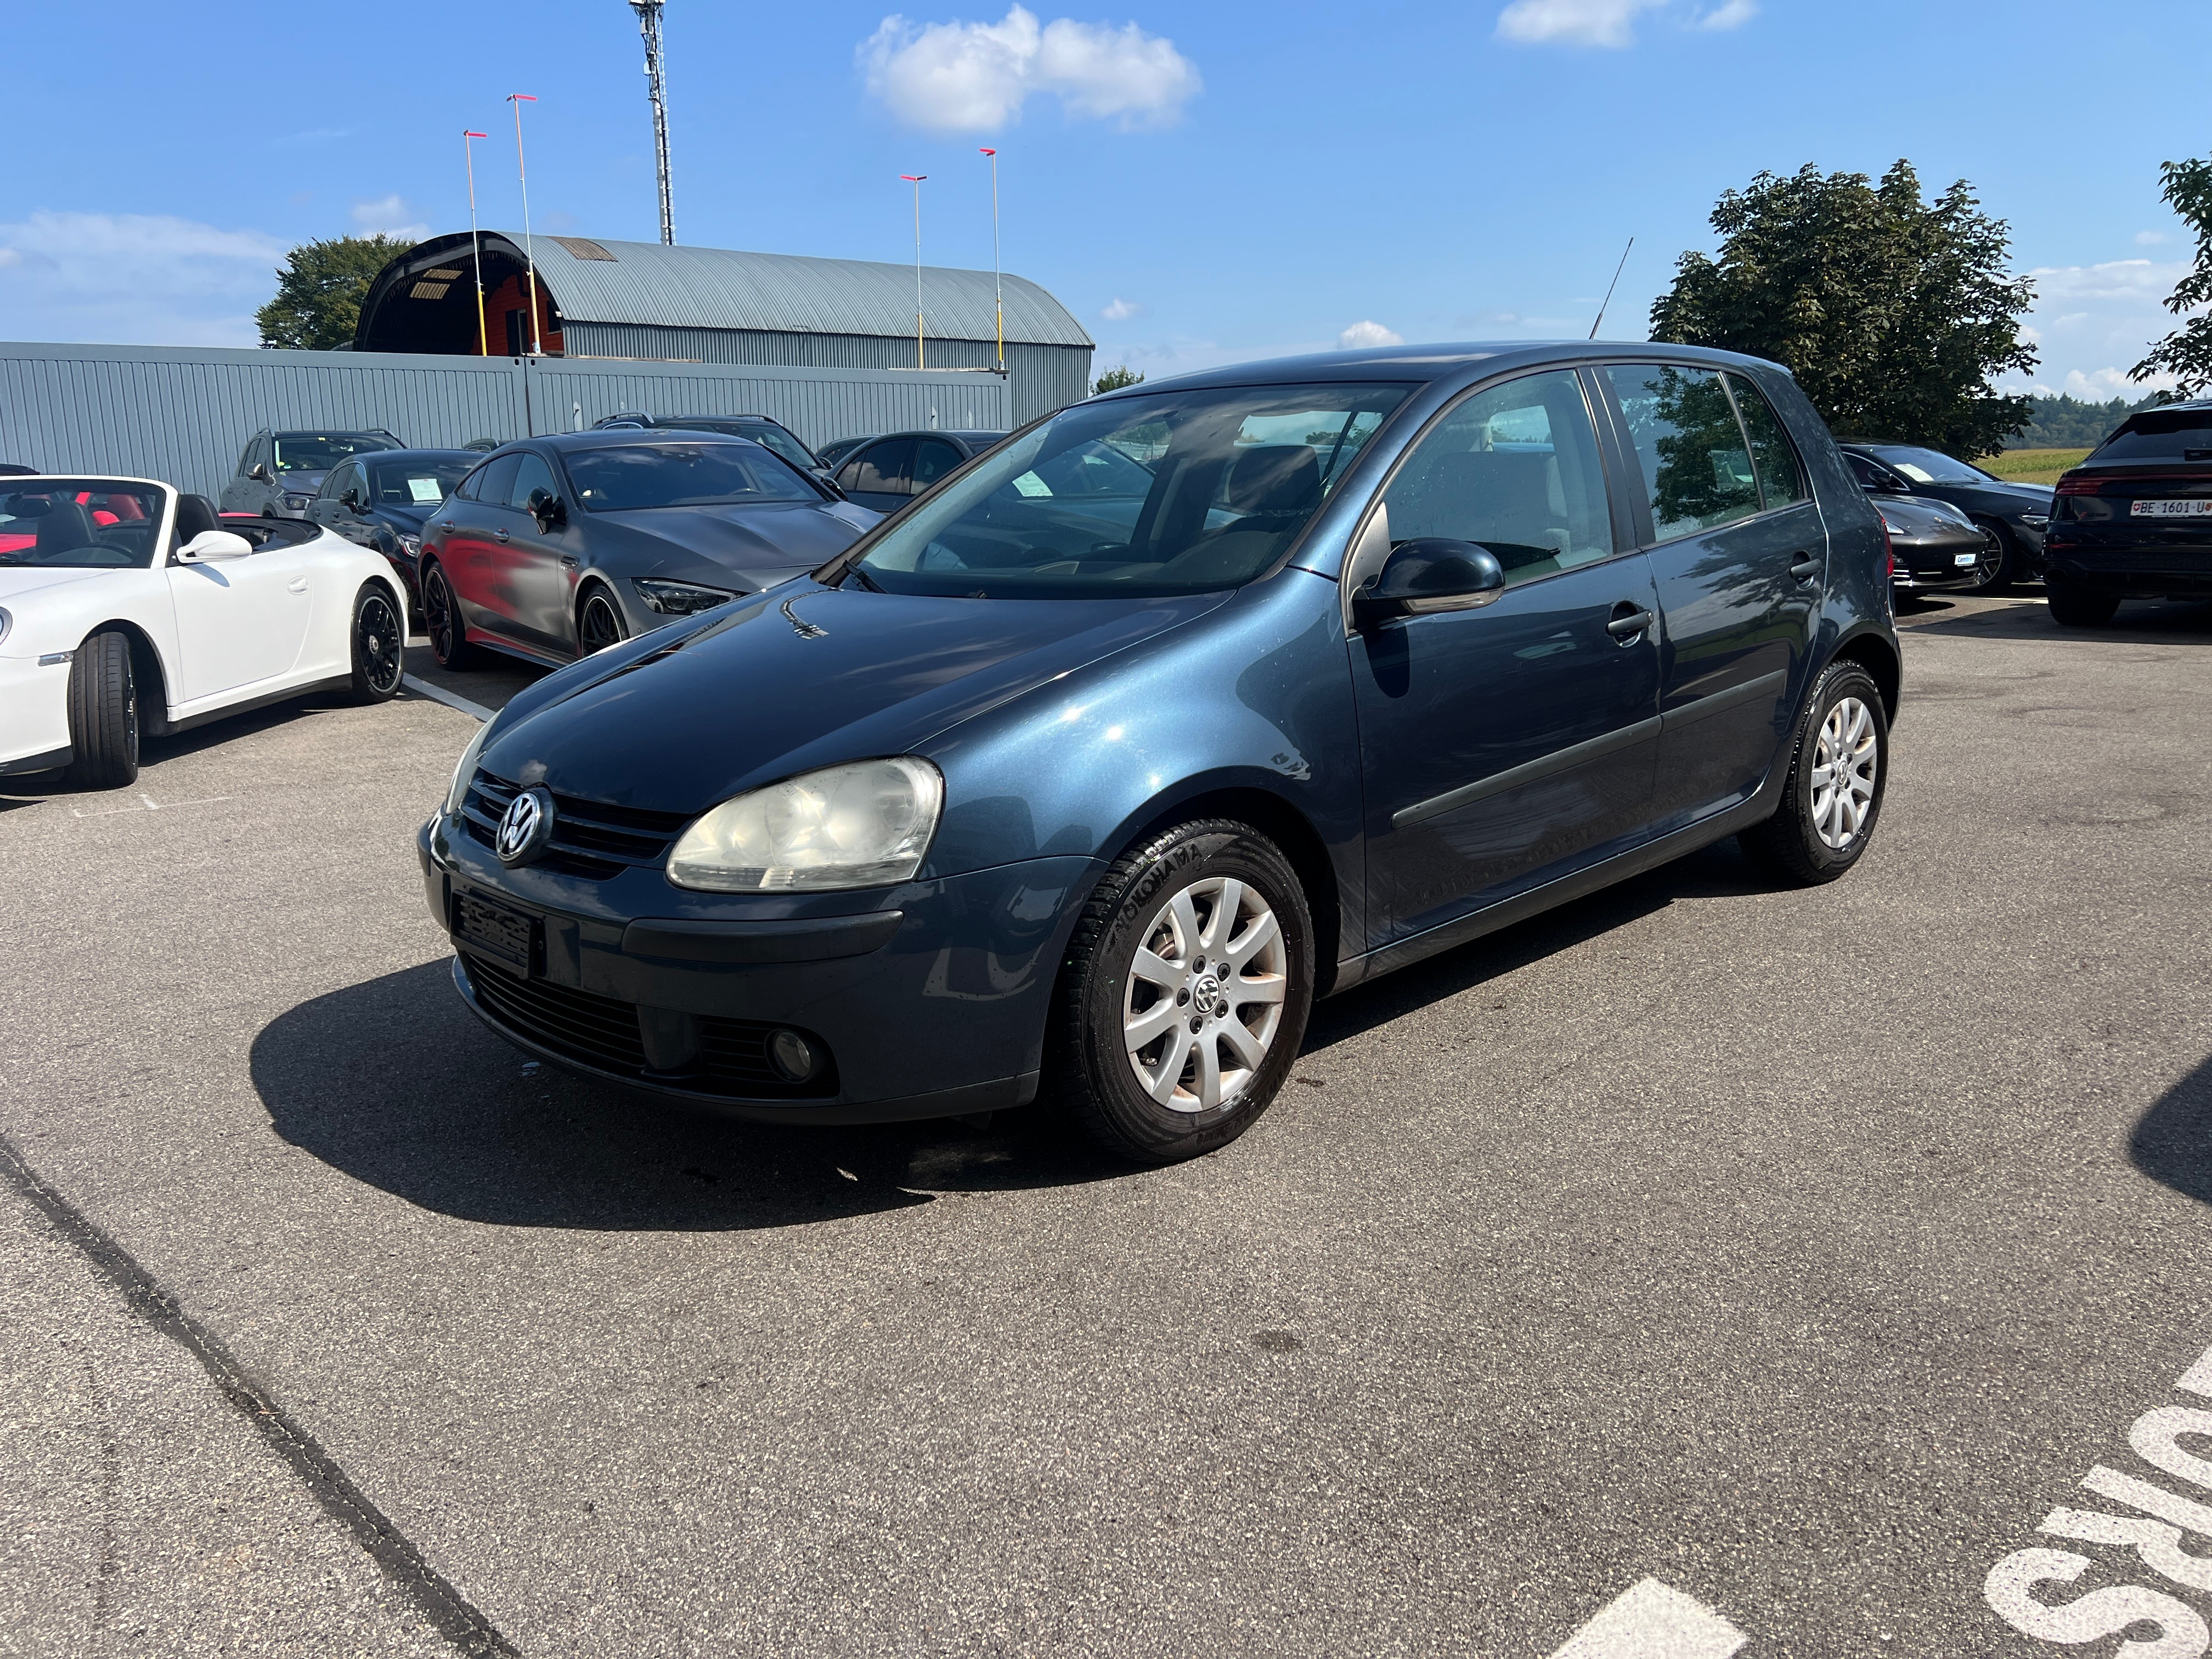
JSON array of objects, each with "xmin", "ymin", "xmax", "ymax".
[
  {"xmin": 1191, "ymin": 975, "xmax": 1224, "ymax": 1017},
  {"xmin": 496, "ymin": 786, "xmax": 556, "ymax": 866}
]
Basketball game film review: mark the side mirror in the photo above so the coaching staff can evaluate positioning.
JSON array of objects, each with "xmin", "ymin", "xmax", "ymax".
[
  {"xmin": 1354, "ymin": 539, "xmax": 1506, "ymax": 623},
  {"xmin": 248, "ymin": 462, "xmax": 271, "ymax": 483},
  {"xmin": 178, "ymin": 529, "xmax": 253, "ymax": 563},
  {"xmin": 528, "ymin": 488, "xmax": 567, "ymax": 531}
]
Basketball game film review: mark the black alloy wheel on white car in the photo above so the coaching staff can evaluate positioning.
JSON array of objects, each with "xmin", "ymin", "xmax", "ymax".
[
  {"xmin": 64, "ymin": 628, "xmax": 140, "ymax": 789},
  {"xmin": 579, "ymin": 586, "xmax": 627, "ymax": 654},
  {"xmin": 1739, "ymin": 659, "xmax": 1889, "ymax": 886},
  {"xmin": 1051, "ymin": 818, "xmax": 1314, "ymax": 1164},
  {"xmin": 348, "ymin": 584, "xmax": 404, "ymax": 704}
]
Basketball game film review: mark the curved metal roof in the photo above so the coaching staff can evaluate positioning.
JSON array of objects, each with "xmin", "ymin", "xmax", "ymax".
[{"xmin": 382, "ymin": 232, "xmax": 1092, "ymax": 348}]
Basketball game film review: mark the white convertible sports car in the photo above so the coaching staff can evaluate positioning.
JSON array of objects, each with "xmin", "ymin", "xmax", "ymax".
[{"xmin": 0, "ymin": 476, "xmax": 409, "ymax": 788}]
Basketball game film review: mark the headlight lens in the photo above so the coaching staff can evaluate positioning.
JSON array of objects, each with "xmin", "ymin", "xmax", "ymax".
[
  {"xmin": 444, "ymin": 721, "xmax": 490, "ymax": 818},
  {"xmin": 283, "ymin": 492, "xmax": 313, "ymax": 510},
  {"xmin": 398, "ymin": 532, "xmax": 422, "ymax": 557},
  {"xmin": 667, "ymin": 757, "xmax": 943, "ymax": 892},
  {"xmin": 2019, "ymin": 513, "xmax": 2049, "ymax": 528},
  {"xmin": 633, "ymin": 577, "xmax": 735, "ymax": 616},
  {"xmin": 1878, "ymin": 513, "xmax": 1906, "ymax": 535},
  {"xmin": 0, "ymin": 606, "xmax": 11, "ymax": 648}
]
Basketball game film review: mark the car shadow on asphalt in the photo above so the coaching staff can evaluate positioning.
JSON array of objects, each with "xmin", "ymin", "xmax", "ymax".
[
  {"xmin": 2132, "ymin": 1053, "xmax": 2212, "ymax": 1206},
  {"xmin": 1899, "ymin": 596, "xmax": 2212, "ymax": 644},
  {"xmin": 0, "ymin": 692, "xmax": 373, "ymax": 810}
]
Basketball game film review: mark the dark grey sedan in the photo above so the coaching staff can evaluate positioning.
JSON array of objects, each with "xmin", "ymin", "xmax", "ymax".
[
  {"xmin": 1838, "ymin": 442, "xmax": 2053, "ymax": 590},
  {"xmin": 416, "ymin": 431, "xmax": 881, "ymax": 672}
]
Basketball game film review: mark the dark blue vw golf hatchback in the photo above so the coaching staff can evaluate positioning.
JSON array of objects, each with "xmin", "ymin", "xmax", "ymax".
[{"xmin": 417, "ymin": 342, "xmax": 1898, "ymax": 1163}]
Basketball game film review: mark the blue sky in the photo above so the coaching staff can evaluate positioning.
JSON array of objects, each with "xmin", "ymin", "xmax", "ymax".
[{"xmin": 3, "ymin": 0, "xmax": 2205, "ymax": 402}]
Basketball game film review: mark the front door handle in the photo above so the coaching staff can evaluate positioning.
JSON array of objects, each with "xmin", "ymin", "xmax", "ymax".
[
  {"xmin": 1790, "ymin": 553, "xmax": 1822, "ymax": 580},
  {"xmin": 1606, "ymin": 603, "xmax": 1655, "ymax": 641},
  {"xmin": 287, "ymin": 575, "xmax": 308, "ymax": 594},
  {"xmin": 493, "ymin": 526, "xmax": 510, "ymax": 544},
  {"xmin": 559, "ymin": 555, "xmax": 578, "ymax": 570}
]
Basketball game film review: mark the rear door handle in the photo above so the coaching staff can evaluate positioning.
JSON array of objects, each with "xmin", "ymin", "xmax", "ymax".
[
  {"xmin": 493, "ymin": 527, "xmax": 510, "ymax": 544},
  {"xmin": 1606, "ymin": 604, "xmax": 1655, "ymax": 640},
  {"xmin": 1790, "ymin": 552, "xmax": 1822, "ymax": 580}
]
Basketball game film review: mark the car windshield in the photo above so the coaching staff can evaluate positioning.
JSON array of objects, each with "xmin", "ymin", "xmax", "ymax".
[
  {"xmin": 1867, "ymin": 445, "xmax": 1993, "ymax": 484},
  {"xmin": 846, "ymin": 382, "xmax": 1412, "ymax": 599},
  {"xmin": 273, "ymin": 433, "xmax": 398, "ymax": 472},
  {"xmin": 667, "ymin": 419, "xmax": 820, "ymax": 472},
  {"xmin": 2090, "ymin": 410, "xmax": 2212, "ymax": 462},
  {"xmin": 565, "ymin": 442, "xmax": 821, "ymax": 510},
  {"xmin": 0, "ymin": 481, "xmax": 166, "ymax": 567},
  {"xmin": 369, "ymin": 459, "xmax": 473, "ymax": 506}
]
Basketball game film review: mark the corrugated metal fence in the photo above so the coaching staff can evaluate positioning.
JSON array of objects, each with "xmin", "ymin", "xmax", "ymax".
[{"xmin": 0, "ymin": 342, "xmax": 1013, "ymax": 498}]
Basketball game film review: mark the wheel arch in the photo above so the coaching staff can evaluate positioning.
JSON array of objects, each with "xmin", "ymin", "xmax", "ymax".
[
  {"xmin": 78, "ymin": 617, "xmax": 175, "ymax": 732},
  {"xmin": 1828, "ymin": 626, "xmax": 1900, "ymax": 724}
]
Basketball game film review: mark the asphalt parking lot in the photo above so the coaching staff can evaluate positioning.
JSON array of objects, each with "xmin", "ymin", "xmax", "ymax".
[{"xmin": 4, "ymin": 591, "xmax": 2210, "ymax": 1658}]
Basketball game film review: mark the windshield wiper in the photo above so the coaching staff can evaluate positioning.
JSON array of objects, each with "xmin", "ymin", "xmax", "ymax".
[{"xmin": 840, "ymin": 563, "xmax": 884, "ymax": 592}]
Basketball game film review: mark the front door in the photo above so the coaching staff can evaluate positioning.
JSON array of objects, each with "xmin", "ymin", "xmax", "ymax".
[
  {"xmin": 1599, "ymin": 364, "xmax": 1822, "ymax": 827},
  {"xmin": 166, "ymin": 537, "xmax": 313, "ymax": 700},
  {"xmin": 1351, "ymin": 368, "xmax": 1664, "ymax": 943},
  {"xmin": 498, "ymin": 449, "xmax": 579, "ymax": 654},
  {"xmin": 435, "ymin": 451, "xmax": 520, "ymax": 646}
]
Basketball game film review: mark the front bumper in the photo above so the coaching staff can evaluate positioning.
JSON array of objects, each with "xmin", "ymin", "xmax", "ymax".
[
  {"xmin": 0, "ymin": 653, "xmax": 72, "ymax": 769},
  {"xmin": 419, "ymin": 814, "xmax": 1097, "ymax": 1124}
]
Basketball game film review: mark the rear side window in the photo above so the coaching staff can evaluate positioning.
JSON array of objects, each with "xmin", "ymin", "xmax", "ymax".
[
  {"xmin": 462, "ymin": 453, "xmax": 521, "ymax": 505},
  {"xmin": 1380, "ymin": 369, "xmax": 1615, "ymax": 588},
  {"xmin": 1725, "ymin": 374, "xmax": 1806, "ymax": 507},
  {"xmin": 842, "ymin": 438, "xmax": 915, "ymax": 495},
  {"xmin": 2091, "ymin": 410, "xmax": 2212, "ymax": 463},
  {"xmin": 911, "ymin": 438, "xmax": 964, "ymax": 490},
  {"xmin": 1607, "ymin": 365, "xmax": 1760, "ymax": 541}
]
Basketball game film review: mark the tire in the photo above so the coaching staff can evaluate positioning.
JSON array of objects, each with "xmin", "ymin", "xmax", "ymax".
[
  {"xmin": 1958, "ymin": 521, "xmax": 2012, "ymax": 594},
  {"xmin": 1738, "ymin": 659, "xmax": 1888, "ymax": 887},
  {"xmin": 421, "ymin": 561, "xmax": 480, "ymax": 670},
  {"xmin": 578, "ymin": 584, "xmax": 627, "ymax": 654},
  {"xmin": 1049, "ymin": 819, "xmax": 1314, "ymax": 1164},
  {"xmin": 347, "ymin": 582, "xmax": 404, "ymax": 704},
  {"xmin": 64, "ymin": 629, "xmax": 140, "ymax": 790},
  {"xmin": 2047, "ymin": 582, "xmax": 2120, "ymax": 629}
]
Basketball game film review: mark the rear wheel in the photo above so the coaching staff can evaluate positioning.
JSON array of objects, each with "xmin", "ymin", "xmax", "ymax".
[
  {"xmin": 64, "ymin": 629, "xmax": 140, "ymax": 789},
  {"xmin": 1739, "ymin": 660, "xmax": 1888, "ymax": 887},
  {"xmin": 347, "ymin": 582, "xmax": 404, "ymax": 704},
  {"xmin": 2047, "ymin": 582, "xmax": 2120, "ymax": 628},
  {"xmin": 422, "ymin": 561, "xmax": 480, "ymax": 670},
  {"xmin": 578, "ymin": 585, "xmax": 627, "ymax": 654},
  {"xmin": 1050, "ymin": 819, "xmax": 1314, "ymax": 1164}
]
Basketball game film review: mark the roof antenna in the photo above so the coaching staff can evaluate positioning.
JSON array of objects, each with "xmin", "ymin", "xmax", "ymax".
[{"xmin": 1589, "ymin": 236, "xmax": 1633, "ymax": 340}]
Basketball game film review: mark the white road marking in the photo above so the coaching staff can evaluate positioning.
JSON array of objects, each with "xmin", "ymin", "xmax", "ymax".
[
  {"xmin": 2178, "ymin": 1343, "xmax": 2212, "ymax": 1400},
  {"xmin": 69, "ymin": 793, "xmax": 233, "ymax": 820},
  {"xmin": 400, "ymin": 675, "xmax": 494, "ymax": 724},
  {"xmin": 1547, "ymin": 1578, "xmax": 1747, "ymax": 1659}
]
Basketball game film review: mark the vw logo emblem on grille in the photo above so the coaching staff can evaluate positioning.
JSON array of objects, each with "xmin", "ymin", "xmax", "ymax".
[{"xmin": 496, "ymin": 787, "xmax": 556, "ymax": 866}]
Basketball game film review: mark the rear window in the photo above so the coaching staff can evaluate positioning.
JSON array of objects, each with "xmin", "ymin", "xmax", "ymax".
[
  {"xmin": 2090, "ymin": 410, "xmax": 2212, "ymax": 463},
  {"xmin": 565, "ymin": 442, "xmax": 819, "ymax": 511}
]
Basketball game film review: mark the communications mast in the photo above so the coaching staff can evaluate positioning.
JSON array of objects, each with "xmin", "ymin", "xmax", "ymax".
[{"xmin": 630, "ymin": 0, "xmax": 675, "ymax": 244}]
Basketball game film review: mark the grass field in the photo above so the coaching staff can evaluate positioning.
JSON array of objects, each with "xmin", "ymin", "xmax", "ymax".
[{"xmin": 1986, "ymin": 447, "xmax": 2089, "ymax": 486}]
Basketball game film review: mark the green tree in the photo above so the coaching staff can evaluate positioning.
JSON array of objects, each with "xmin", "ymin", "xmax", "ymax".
[
  {"xmin": 1650, "ymin": 161, "xmax": 2036, "ymax": 456},
  {"xmin": 255, "ymin": 235, "xmax": 413, "ymax": 351},
  {"xmin": 2132, "ymin": 154, "xmax": 2212, "ymax": 396},
  {"xmin": 1093, "ymin": 364, "xmax": 1145, "ymax": 395}
]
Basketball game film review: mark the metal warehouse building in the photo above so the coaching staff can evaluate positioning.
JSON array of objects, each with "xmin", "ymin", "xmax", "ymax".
[{"xmin": 356, "ymin": 233, "xmax": 1094, "ymax": 427}]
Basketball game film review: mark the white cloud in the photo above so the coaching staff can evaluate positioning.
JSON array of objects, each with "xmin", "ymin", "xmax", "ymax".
[
  {"xmin": 1988, "ymin": 256, "xmax": 2197, "ymax": 402},
  {"xmin": 1339, "ymin": 320, "xmax": 1404, "ymax": 349},
  {"xmin": 2137, "ymin": 229, "xmax": 2168, "ymax": 245},
  {"xmin": 1101, "ymin": 296, "xmax": 1141, "ymax": 321},
  {"xmin": 1694, "ymin": 0, "xmax": 1756, "ymax": 27},
  {"xmin": 1497, "ymin": 0, "xmax": 1658, "ymax": 46},
  {"xmin": 349, "ymin": 195, "xmax": 428, "ymax": 241},
  {"xmin": 0, "ymin": 210, "xmax": 286, "ymax": 346},
  {"xmin": 859, "ymin": 5, "xmax": 1199, "ymax": 132}
]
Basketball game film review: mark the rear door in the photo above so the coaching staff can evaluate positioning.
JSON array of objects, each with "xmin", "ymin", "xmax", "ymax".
[
  {"xmin": 1598, "ymin": 363, "xmax": 1821, "ymax": 829},
  {"xmin": 436, "ymin": 452, "xmax": 521, "ymax": 644},
  {"xmin": 836, "ymin": 437, "xmax": 915, "ymax": 512}
]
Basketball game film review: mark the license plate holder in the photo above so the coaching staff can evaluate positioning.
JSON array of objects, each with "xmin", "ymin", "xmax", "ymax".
[
  {"xmin": 452, "ymin": 887, "xmax": 540, "ymax": 975},
  {"xmin": 2130, "ymin": 499, "xmax": 2212, "ymax": 517}
]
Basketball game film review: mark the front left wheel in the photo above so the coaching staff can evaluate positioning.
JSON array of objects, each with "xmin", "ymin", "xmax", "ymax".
[
  {"xmin": 64, "ymin": 629, "xmax": 140, "ymax": 789},
  {"xmin": 1050, "ymin": 819, "xmax": 1314, "ymax": 1164},
  {"xmin": 347, "ymin": 583, "xmax": 404, "ymax": 704},
  {"xmin": 578, "ymin": 585, "xmax": 627, "ymax": 655}
]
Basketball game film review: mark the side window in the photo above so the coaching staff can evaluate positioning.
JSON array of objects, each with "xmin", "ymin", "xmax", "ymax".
[
  {"xmin": 1725, "ymin": 373, "xmax": 1806, "ymax": 507},
  {"xmin": 911, "ymin": 438, "xmax": 963, "ymax": 492},
  {"xmin": 1843, "ymin": 454, "xmax": 1887, "ymax": 490},
  {"xmin": 238, "ymin": 440, "xmax": 257, "ymax": 476},
  {"xmin": 1605, "ymin": 364, "xmax": 1760, "ymax": 541},
  {"xmin": 844, "ymin": 437, "xmax": 916, "ymax": 496},
  {"xmin": 1378, "ymin": 369, "xmax": 1615, "ymax": 588},
  {"xmin": 507, "ymin": 452, "xmax": 558, "ymax": 511},
  {"xmin": 325, "ymin": 462, "xmax": 358, "ymax": 503},
  {"xmin": 471, "ymin": 453, "xmax": 522, "ymax": 507}
]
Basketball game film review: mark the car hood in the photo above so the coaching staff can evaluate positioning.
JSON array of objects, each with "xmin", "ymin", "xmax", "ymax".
[
  {"xmin": 1875, "ymin": 495, "xmax": 1979, "ymax": 538},
  {"xmin": 0, "ymin": 565, "xmax": 128, "ymax": 605},
  {"xmin": 279, "ymin": 471, "xmax": 329, "ymax": 494},
  {"xmin": 484, "ymin": 580, "xmax": 1228, "ymax": 815},
  {"xmin": 590, "ymin": 500, "xmax": 881, "ymax": 582},
  {"xmin": 1973, "ymin": 481, "xmax": 2055, "ymax": 509}
]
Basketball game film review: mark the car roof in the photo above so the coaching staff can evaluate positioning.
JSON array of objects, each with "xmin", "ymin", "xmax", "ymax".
[
  {"xmin": 857, "ymin": 430, "xmax": 1007, "ymax": 444},
  {"xmin": 1108, "ymin": 339, "xmax": 1790, "ymax": 400},
  {"xmin": 267, "ymin": 428, "xmax": 399, "ymax": 439},
  {"xmin": 359, "ymin": 447, "xmax": 482, "ymax": 462},
  {"xmin": 530, "ymin": 429, "xmax": 770, "ymax": 453}
]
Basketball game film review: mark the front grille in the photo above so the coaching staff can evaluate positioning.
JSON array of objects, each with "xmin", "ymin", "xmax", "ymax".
[
  {"xmin": 460, "ymin": 769, "xmax": 694, "ymax": 880},
  {"xmin": 462, "ymin": 955, "xmax": 836, "ymax": 1099}
]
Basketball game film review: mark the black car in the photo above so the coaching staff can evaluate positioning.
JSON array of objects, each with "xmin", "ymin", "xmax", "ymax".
[
  {"xmin": 815, "ymin": 435, "xmax": 870, "ymax": 471},
  {"xmin": 592, "ymin": 411, "xmax": 828, "ymax": 484},
  {"xmin": 1875, "ymin": 493, "xmax": 1994, "ymax": 596},
  {"xmin": 1837, "ymin": 443, "xmax": 2052, "ymax": 590},
  {"xmin": 2042, "ymin": 400, "xmax": 2212, "ymax": 626},
  {"xmin": 416, "ymin": 430, "xmax": 881, "ymax": 672},
  {"xmin": 219, "ymin": 428, "xmax": 404, "ymax": 518},
  {"xmin": 305, "ymin": 448, "xmax": 482, "ymax": 618},
  {"xmin": 831, "ymin": 430, "xmax": 1010, "ymax": 512}
]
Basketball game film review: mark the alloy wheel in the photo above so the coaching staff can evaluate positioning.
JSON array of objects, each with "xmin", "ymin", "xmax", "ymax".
[
  {"xmin": 1120, "ymin": 876, "xmax": 1288, "ymax": 1115},
  {"xmin": 425, "ymin": 568, "xmax": 457, "ymax": 661},
  {"xmin": 358, "ymin": 592, "xmax": 402, "ymax": 694},
  {"xmin": 1810, "ymin": 696, "xmax": 1878, "ymax": 851},
  {"xmin": 580, "ymin": 591, "xmax": 625, "ymax": 654}
]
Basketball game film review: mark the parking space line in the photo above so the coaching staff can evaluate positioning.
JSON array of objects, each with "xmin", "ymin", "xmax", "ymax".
[
  {"xmin": 402, "ymin": 675, "xmax": 495, "ymax": 724},
  {"xmin": 0, "ymin": 1131, "xmax": 522, "ymax": 1658},
  {"xmin": 1546, "ymin": 1578, "xmax": 1748, "ymax": 1658}
]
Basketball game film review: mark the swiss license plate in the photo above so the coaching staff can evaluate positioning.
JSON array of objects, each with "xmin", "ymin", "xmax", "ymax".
[
  {"xmin": 453, "ymin": 888, "xmax": 539, "ymax": 974},
  {"xmin": 2131, "ymin": 499, "xmax": 2212, "ymax": 517}
]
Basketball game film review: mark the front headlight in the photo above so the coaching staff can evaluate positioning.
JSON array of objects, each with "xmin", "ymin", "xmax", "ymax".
[
  {"xmin": 398, "ymin": 532, "xmax": 422, "ymax": 557},
  {"xmin": 633, "ymin": 577, "xmax": 735, "ymax": 616},
  {"xmin": 1878, "ymin": 513, "xmax": 1906, "ymax": 535},
  {"xmin": 667, "ymin": 757, "xmax": 943, "ymax": 893},
  {"xmin": 0, "ymin": 606, "xmax": 11, "ymax": 649},
  {"xmin": 444, "ymin": 721, "xmax": 490, "ymax": 818},
  {"xmin": 2019, "ymin": 514, "xmax": 2049, "ymax": 528},
  {"xmin": 283, "ymin": 492, "xmax": 313, "ymax": 510}
]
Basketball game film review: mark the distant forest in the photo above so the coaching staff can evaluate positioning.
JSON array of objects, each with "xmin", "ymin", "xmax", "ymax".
[{"xmin": 2005, "ymin": 392, "xmax": 2163, "ymax": 450}]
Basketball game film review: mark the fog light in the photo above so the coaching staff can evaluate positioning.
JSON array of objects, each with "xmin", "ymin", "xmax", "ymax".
[{"xmin": 769, "ymin": 1029, "xmax": 820, "ymax": 1083}]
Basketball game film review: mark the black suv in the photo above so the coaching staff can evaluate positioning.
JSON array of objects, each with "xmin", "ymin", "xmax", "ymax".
[{"xmin": 2043, "ymin": 400, "xmax": 2212, "ymax": 625}]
